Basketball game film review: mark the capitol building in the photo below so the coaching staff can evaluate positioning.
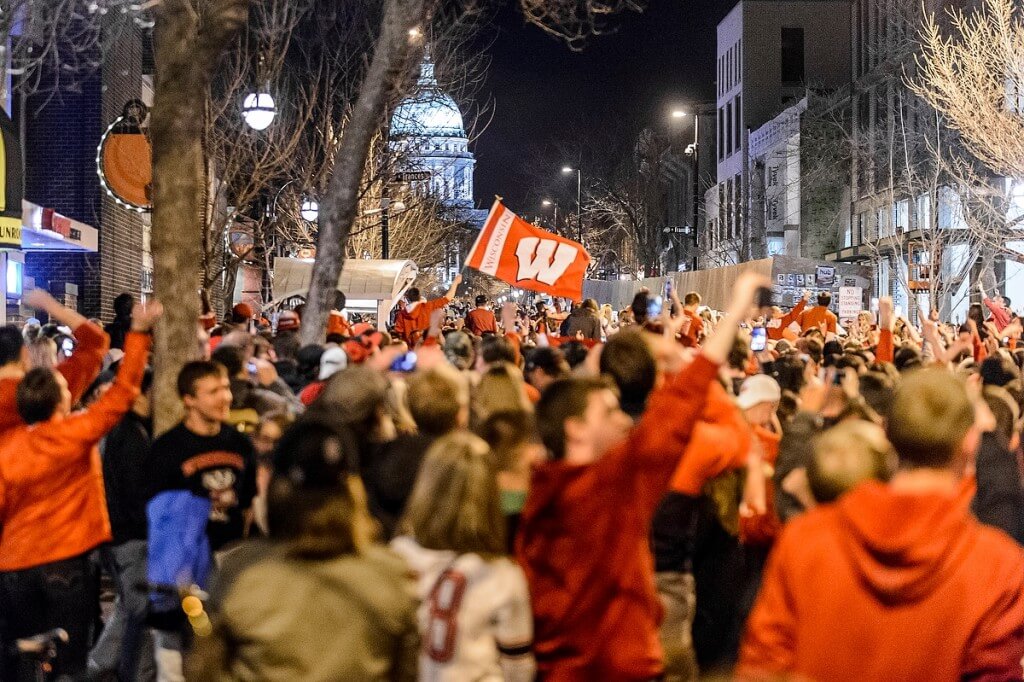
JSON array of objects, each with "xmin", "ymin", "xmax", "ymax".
[{"xmin": 390, "ymin": 54, "xmax": 488, "ymax": 227}]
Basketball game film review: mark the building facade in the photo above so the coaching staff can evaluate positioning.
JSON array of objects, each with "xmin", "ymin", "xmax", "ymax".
[{"xmin": 707, "ymin": 0, "xmax": 851, "ymax": 267}]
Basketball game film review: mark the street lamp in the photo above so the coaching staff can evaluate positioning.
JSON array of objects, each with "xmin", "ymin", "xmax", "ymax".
[
  {"xmin": 300, "ymin": 197, "xmax": 319, "ymax": 223},
  {"xmin": 241, "ymin": 90, "xmax": 276, "ymax": 131},
  {"xmin": 561, "ymin": 166, "xmax": 582, "ymax": 244},
  {"xmin": 541, "ymin": 199, "xmax": 559, "ymax": 230},
  {"xmin": 670, "ymin": 108, "xmax": 701, "ymax": 272}
]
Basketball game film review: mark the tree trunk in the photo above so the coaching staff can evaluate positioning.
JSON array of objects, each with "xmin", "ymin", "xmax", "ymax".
[
  {"xmin": 299, "ymin": 0, "xmax": 431, "ymax": 345},
  {"xmin": 150, "ymin": 0, "xmax": 249, "ymax": 435}
]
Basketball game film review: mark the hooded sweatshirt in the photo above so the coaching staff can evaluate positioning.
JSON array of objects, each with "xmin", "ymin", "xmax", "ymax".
[
  {"xmin": 516, "ymin": 354, "xmax": 718, "ymax": 681},
  {"xmin": 738, "ymin": 479, "xmax": 1024, "ymax": 682}
]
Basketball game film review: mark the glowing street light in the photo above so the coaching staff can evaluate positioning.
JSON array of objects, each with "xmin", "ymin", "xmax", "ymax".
[
  {"xmin": 671, "ymin": 109, "xmax": 687, "ymax": 119},
  {"xmin": 561, "ymin": 167, "xmax": 582, "ymax": 243},
  {"xmin": 300, "ymin": 198, "xmax": 319, "ymax": 222},
  {"xmin": 241, "ymin": 91, "xmax": 276, "ymax": 131},
  {"xmin": 542, "ymin": 199, "xmax": 554, "ymax": 206}
]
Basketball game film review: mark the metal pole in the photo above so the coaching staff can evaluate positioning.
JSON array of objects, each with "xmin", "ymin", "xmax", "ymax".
[
  {"xmin": 691, "ymin": 115, "xmax": 700, "ymax": 271},
  {"xmin": 576, "ymin": 169, "xmax": 582, "ymax": 244},
  {"xmin": 381, "ymin": 196, "xmax": 390, "ymax": 260}
]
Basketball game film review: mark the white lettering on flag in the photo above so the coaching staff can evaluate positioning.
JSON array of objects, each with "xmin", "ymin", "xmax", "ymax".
[
  {"xmin": 515, "ymin": 237, "xmax": 578, "ymax": 285},
  {"xmin": 480, "ymin": 207, "xmax": 515, "ymax": 276}
]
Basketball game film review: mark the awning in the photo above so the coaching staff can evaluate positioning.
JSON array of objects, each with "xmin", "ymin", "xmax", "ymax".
[
  {"xmin": 271, "ymin": 257, "xmax": 418, "ymax": 309},
  {"xmin": 20, "ymin": 200, "xmax": 99, "ymax": 252}
]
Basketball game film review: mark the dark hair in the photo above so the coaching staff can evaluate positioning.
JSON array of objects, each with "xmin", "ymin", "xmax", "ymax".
[
  {"xmin": 0, "ymin": 326, "xmax": 24, "ymax": 366},
  {"xmin": 727, "ymin": 335, "xmax": 750, "ymax": 372},
  {"xmin": 475, "ymin": 294, "xmax": 487, "ymax": 307},
  {"xmin": 268, "ymin": 420, "xmax": 368, "ymax": 559},
  {"xmin": 16, "ymin": 368, "xmax": 62, "ymax": 424},
  {"xmin": 968, "ymin": 304, "xmax": 988, "ymax": 340},
  {"xmin": 536, "ymin": 377, "xmax": 614, "ymax": 460},
  {"xmin": 177, "ymin": 361, "xmax": 227, "ymax": 398},
  {"xmin": 631, "ymin": 291, "xmax": 652, "ymax": 326},
  {"xmin": 524, "ymin": 347, "xmax": 569, "ymax": 379},
  {"xmin": 113, "ymin": 293, "xmax": 134, "ymax": 318},
  {"xmin": 802, "ymin": 337, "xmax": 824, "ymax": 365},
  {"xmin": 859, "ymin": 371, "xmax": 895, "ymax": 419},
  {"xmin": 893, "ymin": 344, "xmax": 922, "ymax": 372},
  {"xmin": 476, "ymin": 409, "xmax": 537, "ymax": 471},
  {"xmin": 211, "ymin": 345, "xmax": 245, "ymax": 378},
  {"xmin": 683, "ymin": 292, "xmax": 701, "ymax": 307},
  {"xmin": 599, "ymin": 331, "xmax": 656, "ymax": 418},
  {"xmin": 771, "ymin": 354, "xmax": 807, "ymax": 394},
  {"xmin": 334, "ymin": 290, "xmax": 347, "ymax": 311},
  {"xmin": 272, "ymin": 331, "xmax": 300, "ymax": 361},
  {"xmin": 406, "ymin": 287, "xmax": 421, "ymax": 303},
  {"xmin": 817, "ymin": 292, "xmax": 832, "ymax": 308},
  {"xmin": 480, "ymin": 335, "xmax": 516, "ymax": 366},
  {"xmin": 983, "ymin": 387, "xmax": 1018, "ymax": 445},
  {"xmin": 560, "ymin": 340, "xmax": 590, "ymax": 369}
]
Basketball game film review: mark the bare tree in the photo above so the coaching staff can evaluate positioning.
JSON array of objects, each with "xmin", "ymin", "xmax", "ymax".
[{"xmin": 912, "ymin": 0, "xmax": 1024, "ymax": 179}]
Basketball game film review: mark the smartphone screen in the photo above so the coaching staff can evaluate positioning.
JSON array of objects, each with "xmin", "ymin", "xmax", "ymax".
[
  {"xmin": 663, "ymin": 278, "xmax": 672, "ymax": 301},
  {"xmin": 750, "ymin": 327, "xmax": 767, "ymax": 351},
  {"xmin": 647, "ymin": 295, "xmax": 663, "ymax": 319}
]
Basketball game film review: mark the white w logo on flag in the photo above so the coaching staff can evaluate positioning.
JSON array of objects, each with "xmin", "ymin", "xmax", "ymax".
[{"xmin": 515, "ymin": 237, "xmax": 579, "ymax": 285}]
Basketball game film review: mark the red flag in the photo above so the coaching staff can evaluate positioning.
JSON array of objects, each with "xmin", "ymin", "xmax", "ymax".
[{"xmin": 465, "ymin": 200, "xmax": 591, "ymax": 301}]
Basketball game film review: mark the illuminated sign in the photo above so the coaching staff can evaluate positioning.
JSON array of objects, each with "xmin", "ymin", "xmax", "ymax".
[{"xmin": 0, "ymin": 109, "xmax": 23, "ymax": 248}]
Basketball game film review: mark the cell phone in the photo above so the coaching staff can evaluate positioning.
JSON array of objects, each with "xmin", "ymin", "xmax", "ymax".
[
  {"xmin": 663, "ymin": 278, "xmax": 673, "ymax": 301},
  {"xmin": 389, "ymin": 351, "xmax": 418, "ymax": 373},
  {"xmin": 246, "ymin": 361, "xmax": 257, "ymax": 377},
  {"xmin": 751, "ymin": 327, "xmax": 767, "ymax": 352},
  {"xmin": 647, "ymin": 295, "xmax": 663, "ymax": 319},
  {"xmin": 755, "ymin": 286, "xmax": 773, "ymax": 309},
  {"xmin": 62, "ymin": 338, "xmax": 74, "ymax": 355}
]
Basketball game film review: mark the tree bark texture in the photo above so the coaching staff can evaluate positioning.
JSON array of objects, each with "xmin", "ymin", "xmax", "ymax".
[
  {"xmin": 151, "ymin": 0, "xmax": 249, "ymax": 434},
  {"xmin": 299, "ymin": 0, "xmax": 431, "ymax": 345}
]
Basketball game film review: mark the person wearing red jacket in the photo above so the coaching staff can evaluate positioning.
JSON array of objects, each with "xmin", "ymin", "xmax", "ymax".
[
  {"xmin": 738, "ymin": 369, "xmax": 1024, "ymax": 682},
  {"xmin": 766, "ymin": 290, "xmax": 809, "ymax": 341},
  {"xmin": 516, "ymin": 273, "xmax": 766, "ymax": 681},
  {"xmin": 0, "ymin": 301, "xmax": 161, "ymax": 681},
  {"xmin": 465, "ymin": 294, "xmax": 498, "ymax": 335},
  {"xmin": 0, "ymin": 288, "xmax": 109, "ymax": 435},
  {"xmin": 980, "ymin": 281, "xmax": 1013, "ymax": 332},
  {"xmin": 394, "ymin": 275, "xmax": 461, "ymax": 345}
]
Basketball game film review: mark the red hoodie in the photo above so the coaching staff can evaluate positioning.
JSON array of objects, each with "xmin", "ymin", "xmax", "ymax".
[
  {"xmin": 516, "ymin": 354, "xmax": 719, "ymax": 681},
  {"xmin": 738, "ymin": 480, "xmax": 1024, "ymax": 682}
]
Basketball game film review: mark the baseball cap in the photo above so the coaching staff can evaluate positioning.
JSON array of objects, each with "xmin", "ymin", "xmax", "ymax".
[
  {"xmin": 232, "ymin": 303, "xmax": 254, "ymax": 323},
  {"xmin": 736, "ymin": 374, "xmax": 782, "ymax": 410},
  {"xmin": 318, "ymin": 346, "xmax": 348, "ymax": 380}
]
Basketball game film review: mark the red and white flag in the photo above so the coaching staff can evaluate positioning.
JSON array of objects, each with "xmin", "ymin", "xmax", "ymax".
[{"xmin": 465, "ymin": 200, "xmax": 590, "ymax": 300}]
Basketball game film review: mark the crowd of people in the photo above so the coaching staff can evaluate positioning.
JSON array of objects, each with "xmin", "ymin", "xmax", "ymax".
[{"xmin": 2, "ymin": 271, "xmax": 1024, "ymax": 682}]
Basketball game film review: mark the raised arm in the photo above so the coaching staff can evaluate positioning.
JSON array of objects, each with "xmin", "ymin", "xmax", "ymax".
[
  {"xmin": 444, "ymin": 273, "xmax": 463, "ymax": 301},
  {"xmin": 24, "ymin": 289, "xmax": 109, "ymax": 403},
  {"xmin": 780, "ymin": 292, "xmax": 809, "ymax": 329},
  {"xmin": 876, "ymin": 296, "xmax": 895, "ymax": 364}
]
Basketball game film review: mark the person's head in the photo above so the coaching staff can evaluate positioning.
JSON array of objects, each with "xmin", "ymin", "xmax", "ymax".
[
  {"xmin": 770, "ymin": 353, "xmax": 808, "ymax": 394},
  {"xmin": 736, "ymin": 374, "xmax": 781, "ymax": 427},
  {"xmin": 477, "ymin": 334, "xmax": 517, "ymax": 371},
  {"xmin": 443, "ymin": 330, "xmax": 475, "ymax": 370},
  {"xmin": 253, "ymin": 411, "xmax": 294, "ymax": 458},
  {"xmin": 407, "ymin": 366, "xmax": 470, "ymax": 436},
  {"xmin": 318, "ymin": 346, "xmax": 348, "ymax": 381},
  {"xmin": 211, "ymin": 345, "xmax": 246, "ymax": 379},
  {"xmin": 536, "ymin": 377, "xmax": 632, "ymax": 464},
  {"xmin": 113, "ymin": 293, "xmax": 134, "ymax": 319},
  {"xmin": 858, "ymin": 371, "xmax": 895, "ymax": 420},
  {"xmin": 16, "ymin": 367, "xmax": 71, "ymax": 424},
  {"xmin": 599, "ymin": 330, "xmax": 657, "ymax": 419},
  {"xmin": 267, "ymin": 420, "xmax": 374, "ymax": 558},
  {"xmin": 886, "ymin": 369, "xmax": 979, "ymax": 471},
  {"xmin": 308, "ymin": 365, "xmax": 394, "ymax": 444},
  {"xmin": 0, "ymin": 325, "xmax": 27, "ymax": 370},
  {"xmin": 560, "ymin": 340, "xmax": 590, "ymax": 369},
  {"xmin": 727, "ymin": 335, "xmax": 751, "ymax": 373},
  {"xmin": 475, "ymin": 294, "xmax": 488, "ymax": 308},
  {"xmin": 630, "ymin": 291, "xmax": 652, "ymax": 326},
  {"xmin": 981, "ymin": 354, "xmax": 1019, "ymax": 388},
  {"xmin": 405, "ymin": 287, "xmax": 421, "ymax": 303},
  {"xmin": 477, "ymin": 409, "xmax": 539, "ymax": 473},
  {"xmin": 177, "ymin": 361, "xmax": 232, "ymax": 425},
  {"xmin": 582, "ymin": 298, "xmax": 599, "ymax": 313},
  {"xmin": 28, "ymin": 337, "xmax": 57, "ymax": 370},
  {"xmin": 475, "ymin": 363, "xmax": 530, "ymax": 424},
  {"xmin": 983, "ymin": 385, "xmax": 1021, "ymax": 450},
  {"xmin": 817, "ymin": 291, "xmax": 832, "ymax": 308},
  {"xmin": 400, "ymin": 432, "xmax": 506, "ymax": 556},
  {"xmin": 524, "ymin": 347, "xmax": 569, "ymax": 393},
  {"xmin": 800, "ymin": 337, "xmax": 824, "ymax": 366},
  {"xmin": 893, "ymin": 344, "xmax": 923, "ymax": 372},
  {"xmin": 683, "ymin": 291, "xmax": 701, "ymax": 308},
  {"xmin": 809, "ymin": 420, "xmax": 896, "ymax": 503}
]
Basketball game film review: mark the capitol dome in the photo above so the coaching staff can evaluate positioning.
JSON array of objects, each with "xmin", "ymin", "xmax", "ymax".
[{"xmin": 391, "ymin": 59, "xmax": 466, "ymax": 138}]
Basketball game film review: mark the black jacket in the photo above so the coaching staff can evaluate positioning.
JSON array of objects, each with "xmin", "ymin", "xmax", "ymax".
[
  {"xmin": 972, "ymin": 432, "xmax": 1024, "ymax": 545},
  {"xmin": 101, "ymin": 411, "xmax": 153, "ymax": 544}
]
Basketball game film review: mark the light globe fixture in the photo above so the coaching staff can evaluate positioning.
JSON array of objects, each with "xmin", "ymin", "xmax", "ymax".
[
  {"xmin": 300, "ymin": 197, "xmax": 319, "ymax": 222},
  {"xmin": 241, "ymin": 91, "xmax": 276, "ymax": 131}
]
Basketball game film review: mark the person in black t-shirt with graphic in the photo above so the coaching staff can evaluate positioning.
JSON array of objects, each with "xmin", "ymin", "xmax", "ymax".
[
  {"xmin": 149, "ymin": 361, "xmax": 257, "ymax": 551},
  {"xmin": 147, "ymin": 360, "xmax": 256, "ymax": 681}
]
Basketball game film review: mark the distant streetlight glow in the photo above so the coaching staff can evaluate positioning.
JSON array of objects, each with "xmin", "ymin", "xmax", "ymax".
[
  {"xmin": 671, "ymin": 109, "xmax": 687, "ymax": 119},
  {"xmin": 542, "ymin": 199, "xmax": 553, "ymax": 206},
  {"xmin": 561, "ymin": 166, "xmax": 574, "ymax": 174},
  {"xmin": 409, "ymin": 27, "xmax": 422, "ymax": 39}
]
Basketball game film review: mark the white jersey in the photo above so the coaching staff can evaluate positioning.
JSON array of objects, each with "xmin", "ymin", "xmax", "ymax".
[{"xmin": 391, "ymin": 536, "xmax": 535, "ymax": 682}]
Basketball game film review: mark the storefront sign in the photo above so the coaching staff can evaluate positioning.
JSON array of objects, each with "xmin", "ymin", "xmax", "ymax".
[
  {"xmin": 0, "ymin": 109, "xmax": 23, "ymax": 248},
  {"xmin": 97, "ymin": 100, "xmax": 152, "ymax": 213}
]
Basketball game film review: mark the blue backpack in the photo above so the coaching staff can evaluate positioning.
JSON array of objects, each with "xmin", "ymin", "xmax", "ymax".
[{"xmin": 146, "ymin": 491, "xmax": 211, "ymax": 614}]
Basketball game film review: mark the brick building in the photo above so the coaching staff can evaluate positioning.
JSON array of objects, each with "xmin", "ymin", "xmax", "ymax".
[{"xmin": 7, "ymin": 28, "xmax": 152, "ymax": 322}]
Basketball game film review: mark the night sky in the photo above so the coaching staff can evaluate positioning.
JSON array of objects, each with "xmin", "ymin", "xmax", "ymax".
[{"xmin": 471, "ymin": 0, "xmax": 735, "ymax": 211}]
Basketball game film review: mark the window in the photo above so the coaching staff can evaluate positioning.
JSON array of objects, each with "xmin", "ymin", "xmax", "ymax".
[
  {"xmin": 726, "ymin": 100, "xmax": 733, "ymax": 155},
  {"xmin": 916, "ymin": 193, "xmax": 932, "ymax": 230},
  {"xmin": 781, "ymin": 27, "xmax": 805, "ymax": 84},
  {"xmin": 718, "ymin": 107, "xmax": 725, "ymax": 160},
  {"xmin": 734, "ymin": 95, "xmax": 742, "ymax": 155},
  {"xmin": 893, "ymin": 200, "xmax": 910, "ymax": 232}
]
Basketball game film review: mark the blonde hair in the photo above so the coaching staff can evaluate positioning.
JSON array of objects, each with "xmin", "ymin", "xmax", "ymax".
[
  {"xmin": 474, "ymin": 362, "xmax": 530, "ymax": 425},
  {"xmin": 400, "ymin": 432, "xmax": 506, "ymax": 557},
  {"xmin": 809, "ymin": 420, "xmax": 895, "ymax": 503}
]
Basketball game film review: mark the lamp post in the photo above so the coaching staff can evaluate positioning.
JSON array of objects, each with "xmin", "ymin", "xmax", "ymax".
[
  {"xmin": 671, "ymin": 109, "xmax": 700, "ymax": 271},
  {"xmin": 561, "ymin": 166, "xmax": 582, "ymax": 244},
  {"xmin": 541, "ymin": 199, "xmax": 559, "ymax": 231}
]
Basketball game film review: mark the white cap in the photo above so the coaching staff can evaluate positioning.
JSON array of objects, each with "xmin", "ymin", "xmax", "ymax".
[
  {"xmin": 736, "ymin": 374, "xmax": 781, "ymax": 410},
  {"xmin": 319, "ymin": 346, "xmax": 348, "ymax": 380}
]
